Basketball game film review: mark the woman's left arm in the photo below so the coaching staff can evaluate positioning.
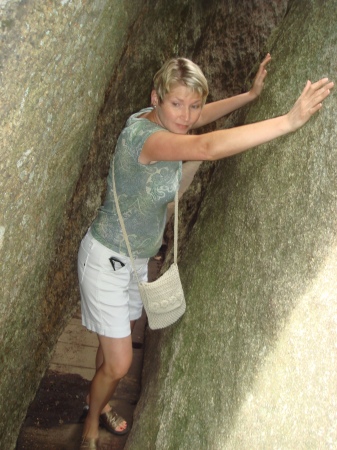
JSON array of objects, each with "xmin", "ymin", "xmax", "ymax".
[{"xmin": 193, "ymin": 53, "xmax": 271, "ymax": 128}]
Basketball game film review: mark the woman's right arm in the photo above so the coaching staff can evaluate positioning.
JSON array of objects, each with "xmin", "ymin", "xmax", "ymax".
[{"xmin": 139, "ymin": 78, "xmax": 333, "ymax": 164}]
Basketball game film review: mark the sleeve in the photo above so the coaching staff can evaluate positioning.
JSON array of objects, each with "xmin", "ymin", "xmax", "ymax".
[{"xmin": 127, "ymin": 120, "xmax": 168, "ymax": 163}]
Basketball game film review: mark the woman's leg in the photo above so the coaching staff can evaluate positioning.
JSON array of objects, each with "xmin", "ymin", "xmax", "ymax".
[
  {"xmin": 82, "ymin": 332, "xmax": 133, "ymax": 440},
  {"xmin": 86, "ymin": 320, "xmax": 136, "ymax": 414}
]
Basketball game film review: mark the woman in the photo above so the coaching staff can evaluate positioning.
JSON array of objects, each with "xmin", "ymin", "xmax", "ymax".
[{"xmin": 78, "ymin": 54, "xmax": 333, "ymax": 448}]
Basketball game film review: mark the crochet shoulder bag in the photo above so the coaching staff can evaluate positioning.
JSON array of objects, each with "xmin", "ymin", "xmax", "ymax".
[{"xmin": 112, "ymin": 160, "xmax": 186, "ymax": 330}]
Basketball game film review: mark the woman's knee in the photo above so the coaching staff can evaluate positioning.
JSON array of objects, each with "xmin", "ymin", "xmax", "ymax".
[
  {"xmin": 98, "ymin": 334, "xmax": 133, "ymax": 380},
  {"xmin": 102, "ymin": 357, "xmax": 132, "ymax": 381}
]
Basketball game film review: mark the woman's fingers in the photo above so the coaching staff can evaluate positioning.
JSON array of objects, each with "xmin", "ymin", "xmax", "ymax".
[
  {"xmin": 310, "ymin": 77, "xmax": 331, "ymax": 91},
  {"xmin": 304, "ymin": 78, "xmax": 333, "ymax": 110},
  {"xmin": 258, "ymin": 53, "xmax": 271, "ymax": 76},
  {"xmin": 261, "ymin": 53, "xmax": 272, "ymax": 68},
  {"xmin": 314, "ymin": 80, "xmax": 334, "ymax": 104},
  {"xmin": 288, "ymin": 77, "xmax": 333, "ymax": 131},
  {"xmin": 250, "ymin": 53, "xmax": 272, "ymax": 97}
]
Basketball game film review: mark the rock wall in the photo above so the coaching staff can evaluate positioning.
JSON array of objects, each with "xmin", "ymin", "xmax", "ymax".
[
  {"xmin": 0, "ymin": 1, "xmax": 143, "ymax": 448},
  {"xmin": 0, "ymin": 0, "xmax": 288, "ymax": 448},
  {"xmin": 126, "ymin": 0, "xmax": 337, "ymax": 449}
]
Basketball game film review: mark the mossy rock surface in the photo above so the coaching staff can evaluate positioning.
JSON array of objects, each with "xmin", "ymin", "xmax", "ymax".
[{"xmin": 125, "ymin": 1, "xmax": 337, "ymax": 449}]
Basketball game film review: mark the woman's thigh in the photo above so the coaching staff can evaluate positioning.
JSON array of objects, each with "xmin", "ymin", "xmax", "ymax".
[{"xmin": 78, "ymin": 229, "xmax": 147, "ymax": 338}]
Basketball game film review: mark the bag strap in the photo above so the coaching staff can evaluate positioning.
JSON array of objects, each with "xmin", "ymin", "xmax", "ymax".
[{"xmin": 112, "ymin": 158, "xmax": 179, "ymax": 281}]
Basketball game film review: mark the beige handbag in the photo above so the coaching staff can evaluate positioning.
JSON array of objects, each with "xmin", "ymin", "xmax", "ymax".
[{"xmin": 112, "ymin": 160, "xmax": 186, "ymax": 330}]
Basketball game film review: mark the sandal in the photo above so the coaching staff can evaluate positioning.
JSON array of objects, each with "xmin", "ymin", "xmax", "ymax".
[
  {"xmin": 80, "ymin": 436, "xmax": 99, "ymax": 449},
  {"xmin": 99, "ymin": 410, "xmax": 129, "ymax": 436},
  {"xmin": 79, "ymin": 405, "xmax": 89, "ymax": 423},
  {"xmin": 79, "ymin": 405, "xmax": 129, "ymax": 436}
]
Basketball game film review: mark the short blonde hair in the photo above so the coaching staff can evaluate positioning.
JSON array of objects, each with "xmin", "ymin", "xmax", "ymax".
[{"xmin": 153, "ymin": 57, "xmax": 209, "ymax": 105}]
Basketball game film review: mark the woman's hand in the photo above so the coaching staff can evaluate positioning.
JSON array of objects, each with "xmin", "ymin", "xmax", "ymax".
[
  {"xmin": 249, "ymin": 53, "xmax": 272, "ymax": 99},
  {"xmin": 286, "ymin": 78, "xmax": 334, "ymax": 132},
  {"xmin": 194, "ymin": 54, "xmax": 273, "ymax": 127}
]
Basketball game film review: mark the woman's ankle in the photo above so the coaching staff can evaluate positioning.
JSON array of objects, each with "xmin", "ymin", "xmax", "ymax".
[
  {"xmin": 101, "ymin": 403, "xmax": 112, "ymax": 414},
  {"xmin": 85, "ymin": 395, "xmax": 111, "ymax": 416},
  {"xmin": 82, "ymin": 420, "xmax": 99, "ymax": 440}
]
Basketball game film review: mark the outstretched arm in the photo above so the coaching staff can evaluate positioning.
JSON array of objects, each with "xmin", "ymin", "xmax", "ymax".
[
  {"xmin": 140, "ymin": 77, "xmax": 333, "ymax": 163},
  {"xmin": 193, "ymin": 53, "xmax": 271, "ymax": 128}
]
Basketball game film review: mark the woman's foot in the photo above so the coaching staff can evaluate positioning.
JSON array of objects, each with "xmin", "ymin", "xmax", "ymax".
[
  {"xmin": 80, "ymin": 405, "xmax": 129, "ymax": 435},
  {"xmin": 99, "ymin": 409, "xmax": 129, "ymax": 435},
  {"xmin": 80, "ymin": 436, "xmax": 99, "ymax": 449}
]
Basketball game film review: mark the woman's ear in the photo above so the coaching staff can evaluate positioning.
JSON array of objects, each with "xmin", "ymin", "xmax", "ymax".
[{"xmin": 151, "ymin": 90, "xmax": 159, "ymax": 107}]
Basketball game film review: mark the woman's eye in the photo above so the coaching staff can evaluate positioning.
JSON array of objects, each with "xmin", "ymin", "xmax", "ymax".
[
  {"xmin": 191, "ymin": 104, "xmax": 201, "ymax": 110},
  {"xmin": 172, "ymin": 102, "xmax": 180, "ymax": 107}
]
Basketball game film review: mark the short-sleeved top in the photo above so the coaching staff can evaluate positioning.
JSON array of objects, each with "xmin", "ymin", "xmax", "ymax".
[{"xmin": 91, "ymin": 107, "xmax": 182, "ymax": 258}]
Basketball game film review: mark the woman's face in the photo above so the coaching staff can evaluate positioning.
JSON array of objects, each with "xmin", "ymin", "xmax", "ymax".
[{"xmin": 152, "ymin": 84, "xmax": 203, "ymax": 134}]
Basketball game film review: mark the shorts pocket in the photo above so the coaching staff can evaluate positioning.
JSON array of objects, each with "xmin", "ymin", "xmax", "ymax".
[{"xmin": 78, "ymin": 241, "xmax": 90, "ymax": 284}]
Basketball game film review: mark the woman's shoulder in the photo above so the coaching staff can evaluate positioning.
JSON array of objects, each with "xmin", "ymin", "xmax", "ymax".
[
  {"xmin": 125, "ymin": 107, "xmax": 153, "ymax": 127},
  {"xmin": 122, "ymin": 108, "xmax": 165, "ymax": 139}
]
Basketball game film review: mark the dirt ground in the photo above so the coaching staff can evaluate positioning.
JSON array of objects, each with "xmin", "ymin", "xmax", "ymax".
[{"xmin": 19, "ymin": 371, "xmax": 90, "ymax": 429}]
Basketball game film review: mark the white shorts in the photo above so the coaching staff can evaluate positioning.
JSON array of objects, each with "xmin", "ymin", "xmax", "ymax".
[{"xmin": 78, "ymin": 229, "xmax": 148, "ymax": 338}]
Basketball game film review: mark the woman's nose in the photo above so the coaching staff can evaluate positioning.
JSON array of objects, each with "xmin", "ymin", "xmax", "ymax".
[{"xmin": 181, "ymin": 107, "xmax": 190, "ymax": 121}]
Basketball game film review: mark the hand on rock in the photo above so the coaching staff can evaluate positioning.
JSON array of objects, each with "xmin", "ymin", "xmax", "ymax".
[
  {"xmin": 250, "ymin": 53, "xmax": 272, "ymax": 98},
  {"xmin": 286, "ymin": 78, "xmax": 334, "ymax": 132}
]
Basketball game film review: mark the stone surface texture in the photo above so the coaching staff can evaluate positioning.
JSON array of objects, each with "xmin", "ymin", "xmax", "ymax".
[
  {"xmin": 0, "ymin": 1, "xmax": 142, "ymax": 448},
  {"xmin": 126, "ymin": 1, "xmax": 337, "ymax": 449}
]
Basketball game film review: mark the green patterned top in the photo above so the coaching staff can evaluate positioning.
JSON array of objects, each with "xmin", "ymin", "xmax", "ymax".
[{"xmin": 91, "ymin": 107, "xmax": 182, "ymax": 258}]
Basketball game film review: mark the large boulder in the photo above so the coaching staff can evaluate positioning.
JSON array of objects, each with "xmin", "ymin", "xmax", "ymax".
[
  {"xmin": 0, "ymin": 1, "xmax": 142, "ymax": 448},
  {"xmin": 126, "ymin": 1, "xmax": 337, "ymax": 448}
]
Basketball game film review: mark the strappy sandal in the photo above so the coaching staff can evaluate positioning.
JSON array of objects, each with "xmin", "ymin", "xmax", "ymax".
[
  {"xmin": 79, "ymin": 405, "xmax": 129, "ymax": 436},
  {"xmin": 80, "ymin": 436, "xmax": 99, "ymax": 449},
  {"xmin": 99, "ymin": 410, "xmax": 129, "ymax": 436},
  {"xmin": 79, "ymin": 405, "xmax": 89, "ymax": 423}
]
